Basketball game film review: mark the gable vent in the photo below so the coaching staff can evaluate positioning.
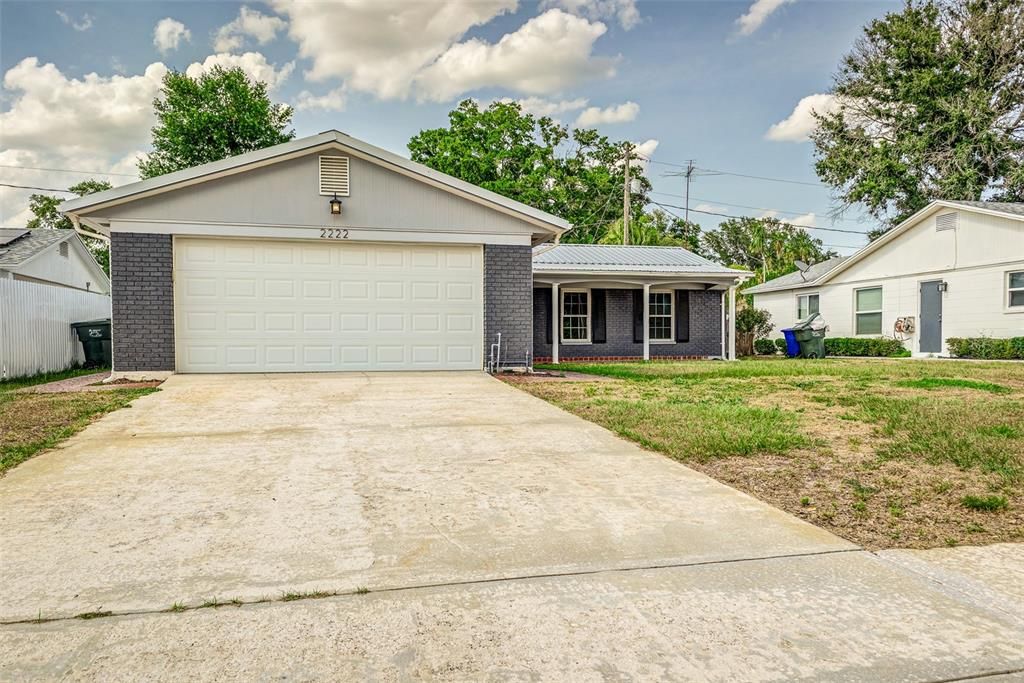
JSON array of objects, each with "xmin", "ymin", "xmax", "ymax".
[
  {"xmin": 59, "ymin": 241, "xmax": 69, "ymax": 258},
  {"xmin": 935, "ymin": 212, "xmax": 958, "ymax": 231},
  {"xmin": 319, "ymin": 156, "xmax": 350, "ymax": 196}
]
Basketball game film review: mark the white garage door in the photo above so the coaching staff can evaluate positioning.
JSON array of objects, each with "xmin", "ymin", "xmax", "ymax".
[{"xmin": 173, "ymin": 238, "xmax": 483, "ymax": 372}]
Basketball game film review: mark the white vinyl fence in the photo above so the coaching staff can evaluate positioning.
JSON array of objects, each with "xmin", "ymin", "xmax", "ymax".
[{"xmin": 0, "ymin": 278, "xmax": 111, "ymax": 379}]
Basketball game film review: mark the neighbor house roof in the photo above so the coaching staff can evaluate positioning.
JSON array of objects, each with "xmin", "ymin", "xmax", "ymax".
[
  {"xmin": 533, "ymin": 243, "xmax": 746, "ymax": 276},
  {"xmin": 943, "ymin": 200, "xmax": 1024, "ymax": 217},
  {"xmin": 60, "ymin": 130, "xmax": 571, "ymax": 236},
  {"xmin": 745, "ymin": 255, "xmax": 849, "ymax": 294},
  {"xmin": 0, "ymin": 229, "xmax": 74, "ymax": 269}
]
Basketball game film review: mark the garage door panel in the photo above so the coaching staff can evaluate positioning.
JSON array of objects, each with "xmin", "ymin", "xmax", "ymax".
[{"xmin": 174, "ymin": 238, "xmax": 482, "ymax": 372}]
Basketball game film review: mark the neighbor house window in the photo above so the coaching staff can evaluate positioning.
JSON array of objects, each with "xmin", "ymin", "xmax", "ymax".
[
  {"xmin": 649, "ymin": 291, "xmax": 674, "ymax": 341},
  {"xmin": 561, "ymin": 289, "xmax": 590, "ymax": 342},
  {"xmin": 797, "ymin": 293, "xmax": 819, "ymax": 320},
  {"xmin": 1009, "ymin": 271, "xmax": 1024, "ymax": 309},
  {"xmin": 855, "ymin": 287, "xmax": 883, "ymax": 335}
]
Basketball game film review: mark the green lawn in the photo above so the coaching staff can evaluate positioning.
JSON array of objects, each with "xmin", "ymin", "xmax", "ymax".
[
  {"xmin": 0, "ymin": 368, "xmax": 158, "ymax": 475},
  {"xmin": 508, "ymin": 358, "xmax": 1024, "ymax": 549}
]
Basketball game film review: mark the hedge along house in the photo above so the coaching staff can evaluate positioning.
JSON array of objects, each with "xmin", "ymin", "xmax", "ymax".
[
  {"xmin": 747, "ymin": 200, "xmax": 1024, "ymax": 357},
  {"xmin": 60, "ymin": 131, "xmax": 748, "ymax": 378},
  {"xmin": 532, "ymin": 244, "xmax": 750, "ymax": 363}
]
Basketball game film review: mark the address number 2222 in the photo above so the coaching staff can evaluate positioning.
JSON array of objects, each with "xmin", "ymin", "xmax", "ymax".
[{"xmin": 320, "ymin": 228, "xmax": 349, "ymax": 239}]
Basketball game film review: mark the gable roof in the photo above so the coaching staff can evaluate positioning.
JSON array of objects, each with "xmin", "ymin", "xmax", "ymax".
[
  {"xmin": 748, "ymin": 200, "xmax": 1024, "ymax": 295},
  {"xmin": 0, "ymin": 229, "xmax": 74, "ymax": 268},
  {"xmin": 60, "ymin": 130, "xmax": 571, "ymax": 237},
  {"xmin": 533, "ymin": 243, "xmax": 746, "ymax": 276},
  {"xmin": 745, "ymin": 255, "xmax": 849, "ymax": 294}
]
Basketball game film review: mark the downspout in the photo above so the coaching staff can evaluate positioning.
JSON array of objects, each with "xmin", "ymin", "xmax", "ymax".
[{"xmin": 69, "ymin": 215, "xmax": 110, "ymax": 244}]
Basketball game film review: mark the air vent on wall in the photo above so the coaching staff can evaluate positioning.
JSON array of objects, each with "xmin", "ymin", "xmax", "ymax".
[
  {"xmin": 59, "ymin": 241, "xmax": 69, "ymax": 258},
  {"xmin": 935, "ymin": 212, "xmax": 958, "ymax": 231},
  {"xmin": 319, "ymin": 156, "xmax": 350, "ymax": 196}
]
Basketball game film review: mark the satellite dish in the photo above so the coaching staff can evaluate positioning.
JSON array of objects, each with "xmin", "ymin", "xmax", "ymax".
[{"xmin": 794, "ymin": 259, "xmax": 810, "ymax": 281}]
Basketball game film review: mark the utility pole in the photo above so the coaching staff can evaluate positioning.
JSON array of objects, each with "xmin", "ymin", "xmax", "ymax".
[
  {"xmin": 622, "ymin": 142, "xmax": 632, "ymax": 245},
  {"xmin": 684, "ymin": 160, "xmax": 695, "ymax": 222}
]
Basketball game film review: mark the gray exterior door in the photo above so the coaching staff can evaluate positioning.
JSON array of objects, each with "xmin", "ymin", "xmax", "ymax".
[{"xmin": 919, "ymin": 280, "xmax": 943, "ymax": 353}]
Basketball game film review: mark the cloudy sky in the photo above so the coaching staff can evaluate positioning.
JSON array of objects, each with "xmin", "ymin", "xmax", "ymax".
[{"xmin": 0, "ymin": 0, "xmax": 897, "ymax": 253}]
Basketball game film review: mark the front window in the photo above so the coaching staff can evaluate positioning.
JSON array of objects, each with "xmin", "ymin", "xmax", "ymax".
[
  {"xmin": 561, "ymin": 290, "xmax": 590, "ymax": 342},
  {"xmin": 797, "ymin": 293, "xmax": 819, "ymax": 320},
  {"xmin": 855, "ymin": 287, "xmax": 883, "ymax": 335},
  {"xmin": 649, "ymin": 291, "xmax": 674, "ymax": 341},
  {"xmin": 1009, "ymin": 271, "xmax": 1024, "ymax": 309}
]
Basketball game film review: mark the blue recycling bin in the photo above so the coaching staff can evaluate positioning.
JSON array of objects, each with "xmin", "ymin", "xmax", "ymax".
[{"xmin": 781, "ymin": 328, "xmax": 800, "ymax": 358}]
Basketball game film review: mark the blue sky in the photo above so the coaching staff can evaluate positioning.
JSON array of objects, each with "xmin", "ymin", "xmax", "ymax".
[{"xmin": 0, "ymin": 0, "xmax": 898, "ymax": 252}]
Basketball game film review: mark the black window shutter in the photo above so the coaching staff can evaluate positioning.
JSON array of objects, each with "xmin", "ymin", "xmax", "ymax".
[
  {"xmin": 676, "ymin": 290, "xmax": 691, "ymax": 342},
  {"xmin": 633, "ymin": 289, "xmax": 644, "ymax": 343},
  {"xmin": 540, "ymin": 289, "xmax": 553, "ymax": 344},
  {"xmin": 592, "ymin": 289, "xmax": 607, "ymax": 343}
]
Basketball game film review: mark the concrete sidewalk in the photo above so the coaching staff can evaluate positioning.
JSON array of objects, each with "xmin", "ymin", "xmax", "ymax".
[{"xmin": 1, "ymin": 372, "xmax": 1021, "ymax": 681}]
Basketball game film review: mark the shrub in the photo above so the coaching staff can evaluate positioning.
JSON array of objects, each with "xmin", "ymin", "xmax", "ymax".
[
  {"xmin": 735, "ymin": 307, "xmax": 773, "ymax": 357},
  {"xmin": 961, "ymin": 494, "xmax": 1009, "ymax": 512},
  {"xmin": 824, "ymin": 337, "xmax": 909, "ymax": 357},
  {"xmin": 946, "ymin": 337, "xmax": 1024, "ymax": 360},
  {"xmin": 774, "ymin": 338, "xmax": 788, "ymax": 353},
  {"xmin": 754, "ymin": 339, "xmax": 777, "ymax": 355}
]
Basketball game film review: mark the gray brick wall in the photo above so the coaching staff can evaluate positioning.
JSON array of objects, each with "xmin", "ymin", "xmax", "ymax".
[
  {"xmin": 484, "ymin": 244, "xmax": 533, "ymax": 367},
  {"xmin": 533, "ymin": 288, "xmax": 723, "ymax": 359},
  {"xmin": 110, "ymin": 232, "xmax": 175, "ymax": 372}
]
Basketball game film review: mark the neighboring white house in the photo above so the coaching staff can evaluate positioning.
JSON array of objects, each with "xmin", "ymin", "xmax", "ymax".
[
  {"xmin": 0, "ymin": 229, "xmax": 111, "ymax": 378},
  {"xmin": 0, "ymin": 229, "xmax": 109, "ymax": 293},
  {"xmin": 747, "ymin": 200, "xmax": 1024, "ymax": 357}
]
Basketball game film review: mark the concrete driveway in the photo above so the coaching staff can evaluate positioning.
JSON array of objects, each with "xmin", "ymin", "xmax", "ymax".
[{"xmin": 1, "ymin": 372, "xmax": 1022, "ymax": 681}]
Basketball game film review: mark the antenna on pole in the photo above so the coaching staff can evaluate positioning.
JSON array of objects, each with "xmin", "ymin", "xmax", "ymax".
[
  {"xmin": 684, "ymin": 160, "xmax": 695, "ymax": 222},
  {"xmin": 622, "ymin": 142, "xmax": 632, "ymax": 245}
]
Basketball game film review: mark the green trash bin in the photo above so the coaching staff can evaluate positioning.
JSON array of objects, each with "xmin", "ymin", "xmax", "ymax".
[
  {"xmin": 792, "ymin": 312, "xmax": 827, "ymax": 359},
  {"xmin": 71, "ymin": 318, "xmax": 112, "ymax": 367}
]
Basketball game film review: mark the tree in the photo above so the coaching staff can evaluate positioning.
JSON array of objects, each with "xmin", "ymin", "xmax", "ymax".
[
  {"xmin": 701, "ymin": 216, "xmax": 835, "ymax": 283},
  {"xmin": 735, "ymin": 307, "xmax": 774, "ymax": 357},
  {"xmin": 138, "ymin": 66, "xmax": 295, "ymax": 179},
  {"xmin": 408, "ymin": 99, "xmax": 651, "ymax": 243},
  {"xmin": 26, "ymin": 179, "xmax": 113, "ymax": 274},
  {"xmin": 812, "ymin": 0, "xmax": 1024, "ymax": 236},
  {"xmin": 598, "ymin": 209, "xmax": 705, "ymax": 252}
]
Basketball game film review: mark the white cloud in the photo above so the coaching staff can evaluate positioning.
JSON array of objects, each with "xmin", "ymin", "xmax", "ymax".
[
  {"xmin": 56, "ymin": 10, "xmax": 93, "ymax": 31},
  {"xmin": 295, "ymin": 87, "xmax": 346, "ymax": 112},
  {"xmin": 153, "ymin": 18, "xmax": 191, "ymax": 54},
  {"xmin": 574, "ymin": 101, "xmax": 638, "ymax": 127},
  {"xmin": 765, "ymin": 93, "xmax": 840, "ymax": 142},
  {"xmin": 416, "ymin": 10, "xmax": 616, "ymax": 102},
  {"xmin": 735, "ymin": 0, "xmax": 795, "ymax": 37},
  {"xmin": 0, "ymin": 58, "xmax": 163, "ymax": 225},
  {"xmin": 540, "ymin": 0, "xmax": 640, "ymax": 29},
  {"xmin": 185, "ymin": 52, "xmax": 294, "ymax": 91},
  {"xmin": 789, "ymin": 212, "xmax": 817, "ymax": 228},
  {"xmin": 695, "ymin": 203, "xmax": 730, "ymax": 215},
  {"xmin": 272, "ymin": 0, "xmax": 517, "ymax": 100},
  {"xmin": 501, "ymin": 96, "xmax": 589, "ymax": 118},
  {"xmin": 631, "ymin": 138, "xmax": 659, "ymax": 171},
  {"xmin": 214, "ymin": 6, "xmax": 286, "ymax": 53}
]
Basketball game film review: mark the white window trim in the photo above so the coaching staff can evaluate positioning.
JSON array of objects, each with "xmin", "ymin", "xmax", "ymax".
[
  {"xmin": 649, "ymin": 289, "xmax": 675, "ymax": 344},
  {"xmin": 854, "ymin": 285, "xmax": 883, "ymax": 336},
  {"xmin": 1008, "ymin": 270, "xmax": 1024, "ymax": 313},
  {"xmin": 560, "ymin": 288, "xmax": 591, "ymax": 344},
  {"xmin": 796, "ymin": 291, "xmax": 820, "ymax": 320}
]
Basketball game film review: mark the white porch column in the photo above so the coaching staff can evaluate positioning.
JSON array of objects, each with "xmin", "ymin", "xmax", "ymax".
[
  {"xmin": 642, "ymin": 282, "xmax": 651, "ymax": 361},
  {"xmin": 721, "ymin": 290, "xmax": 727, "ymax": 360},
  {"xmin": 551, "ymin": 282, "xmax": 560, "ymax": 364},
  {"xmin": 727, "ymin": 285, "xmax": 737, "ymax": 361}
]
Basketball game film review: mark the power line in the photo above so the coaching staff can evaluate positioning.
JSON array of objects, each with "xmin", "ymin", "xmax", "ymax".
[
  {"xmin": 0, "ymin": 163, "xmax": 136, "ymax": 177},
  {"xmin": 649, "ymin": 190, "xmax": 865, "ymax": 225},
  {"xmin": 0, "ymin": 182, "xmax": 76, "ymax": 193},
  {"xmin": 650, "ymin": 200, "xmax": 870, "ymax": 237},
  {"xmin": 644, "ymin": 157, "xmax": 828, "ymax": 187}
]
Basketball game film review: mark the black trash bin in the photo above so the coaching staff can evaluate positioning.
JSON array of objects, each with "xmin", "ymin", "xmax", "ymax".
[{"xmin": 71, "ymin": 318, "xmax": 112, "ymax": 367}]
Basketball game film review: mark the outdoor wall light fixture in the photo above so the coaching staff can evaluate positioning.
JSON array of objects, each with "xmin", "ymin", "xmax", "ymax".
[{"xmin": 329, "ymin": 193, "xmax": 343, "ymax": 215}]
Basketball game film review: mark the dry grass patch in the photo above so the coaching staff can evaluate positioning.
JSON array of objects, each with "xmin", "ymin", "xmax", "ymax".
[{"xmin": 508, "ymin": 358, "xmax": 1024, "ymax": 549}]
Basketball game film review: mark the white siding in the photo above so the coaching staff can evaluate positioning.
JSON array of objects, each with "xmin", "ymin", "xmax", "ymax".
[
  {"xmin": 13, "ymin": 245, "xmax": 109, "ymax": 294},
  {"xmin": 753, "ymin": 208, "xmax": 1024, "ymax": 355},
  {"xmin": 0, "ymin": 278, "xmax": 111, "ymax": 379}
]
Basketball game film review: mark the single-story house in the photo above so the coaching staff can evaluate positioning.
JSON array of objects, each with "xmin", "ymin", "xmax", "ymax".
[
  {"xmin": 60, "ymin": 130, "xmax": 749, "ymax": 378},
  {"xmin": 0, "ymin": 229, "xmax": 109, "ymax": 293},
  {"xmin": 747, "ymin": 200, "xmax": 1024, "ymax": 356}
]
